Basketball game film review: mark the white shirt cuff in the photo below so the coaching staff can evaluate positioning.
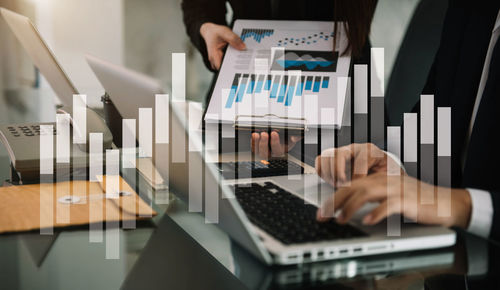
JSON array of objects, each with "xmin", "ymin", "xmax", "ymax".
[{"xmin": 467, "ymin": 188, "xmax": 493, "ymax": 238}]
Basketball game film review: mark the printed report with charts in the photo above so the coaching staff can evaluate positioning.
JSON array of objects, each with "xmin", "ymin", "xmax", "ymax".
[{"xmin": 204, "ymin": 20, "xmax": 351, "ymax": 131}]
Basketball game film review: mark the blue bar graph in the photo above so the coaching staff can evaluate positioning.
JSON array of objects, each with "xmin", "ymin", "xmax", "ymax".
[
  {"xmin": 322, "ymin": 76, "xmax": 330, "ymax": 89},
  {"xmin": 295, "ymin": 76, "xmax": 305, "ymax": 96},
  {"xmin": 265, "ymin": 75, "xmax": 272, "ymax": 90},
  {"xmin": 305, "ymin": 76, "xmax": 313, "ymax": 90},
  {"xmin": 255, "ymin": 75, "xmax": 264, "ymax": 93},
  {"xmin": 285, "ymin": 76, "xmax": 296, "ymax": 106},
  {"xmin": 246, "ymin": 74, "xmax": 255, "ymax": 94},
  {"xmin": 225, "ymin": 73, "xmax": 241, "ymax": 108},
  {"xmin": 277, "ymin": 76, "xmax": 288, "ymax": 103},
  {"xmin": 241, "ymin": 29, "xmax": 274, "ymax": 43},
  {"xmin": 224, "ymin": 73, "xmax": 331, "ymax": 109},
  {"xmin": 270, "ymin": 75, "xmax": 281, "ymax": 99},
  {"xmin": 235, "ymin": 74, "xmax": 249, "ymax": 102},
  {"xmin": 313, "ymin": 76, "xmax": 321, "ymax": 92}
]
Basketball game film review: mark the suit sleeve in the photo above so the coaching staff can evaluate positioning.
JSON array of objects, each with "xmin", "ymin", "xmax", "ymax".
[
  {"xmin": 181, "ymin": 0, "xmax": 228, "ymax": 71},
  {"xmin": 488, "ymin": 192, "xmax": 500, "ymax": 241}
]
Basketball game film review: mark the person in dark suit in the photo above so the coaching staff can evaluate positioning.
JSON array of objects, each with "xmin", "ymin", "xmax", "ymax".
[
  {"xmin": 182, "ymin": 0, "xmax": 378, "ymax": 157},
  {"xmin": 316, "ymin": 0, "xmax": 500, "ymax": 241}
]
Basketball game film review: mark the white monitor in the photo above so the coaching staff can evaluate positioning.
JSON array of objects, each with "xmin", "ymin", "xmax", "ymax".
[{"xmin": 0, "ymin": 8, "xmax": 78, "ymax": 105}]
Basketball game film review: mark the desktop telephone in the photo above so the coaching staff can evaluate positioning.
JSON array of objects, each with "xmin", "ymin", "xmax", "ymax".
[
  {"xmin": 0, "ymin": 107, "xmax": 113, "ymax": 182},
  {"xmin": 0, "ymin": 8, "xmax": 114, "ymax": 182}
]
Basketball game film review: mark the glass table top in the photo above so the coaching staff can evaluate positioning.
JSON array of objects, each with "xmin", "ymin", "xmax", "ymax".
[
  {"xmin": 0, "ymin": 90, "xmax": 498, "ymax": 290},
  {"xmin": 0, "ymin": 164, "xmax": 499, "ymax": 290}
]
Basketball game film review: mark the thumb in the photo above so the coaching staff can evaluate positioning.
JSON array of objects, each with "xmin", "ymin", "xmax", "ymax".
[{"xmin": 219, "ymin": 27, "xmax": 246, "ymax": 50}]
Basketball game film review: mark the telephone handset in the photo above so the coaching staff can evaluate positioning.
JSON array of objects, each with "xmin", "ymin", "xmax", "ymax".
[
  {"xmin": 56, "ymin": 106, "xmax": 114, "ymax": 151},
  {"xmin": 0, "ymin": 107, "xmax": 113, "ymax": 183}
]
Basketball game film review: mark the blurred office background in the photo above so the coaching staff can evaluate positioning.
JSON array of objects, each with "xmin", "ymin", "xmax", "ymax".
[{"xmin": 0, "ymin": 0, "xmax": 447, "ymax": 288}]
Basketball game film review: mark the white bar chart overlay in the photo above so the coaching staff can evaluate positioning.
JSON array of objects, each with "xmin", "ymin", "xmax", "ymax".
[
  {"xmin": 56, "ymin": 113, "xmax": 70, "ymax": 224},
  {"xmin": 40, "ymin": 125, "xmax": 54, "ymax": 235},
  {"xmin": 337, "ymin": 75, "xmax": 352, "ymax": 145},
  {"xmin": 105, "ymin": 149, "xmax": 120, "ymax": 259},
  {"xmin": 189, "ymin": 102, "xmax": 203, "ymax": 213},
  {"xmin": 354, "ymin": 65, "xmax": 368, "ymax": 143},
  {"xmin": 403, "ymin": 113, "xmax": 418, "ymax": 222},
  {"xmin": 437, "ymin": 107, "xmax": 451, "ymax": 217},
  {"xmin": 139, "ymin": 108, "xmax": 154, "ymax": 217},
  {"xmin": 387, "ymin": 126, "xmax": 401, "ymax": 236},
  {"xmin": 304, "ymin": 94, "xmax": 318, "ymax": 145},
  {"xmin": 354, "ymin": 65, "xmax": 369, "ymax": 178},
  {"xmin": 172, "ymin": 53, "xmax": 186, "ymax": 163},
  {"xmin": 303, "ymin": 93, "xmax": 319, "ymax": 203},
  {"xmin": 89, "ymin": 133, "xmax": 103, "ymax": 242},
  {"xmin": 205, "ymin": 120, "xmax": 220, "ymax": 223},
  {"xmin": 370, "ymin": 48, "xmax": 385, "ymax": 155},
  {"xmin": 73, "ymin": 95, "xmax": 87, "ymax": 207},
  {"xmin": 420, "ymin": 95, "xmax": 435, "ymax": 204},
  {"xmin": 319, "ymin": 109, "xmax": 335, "ymax": 215},
  {"xmin": 73, "ymin": 94, "xmax": 87, "ymax": 145},
  {"xmin": 155, "ymin": 94, "xmax": 170, "ymax": 204},
  {"xmin": 122, "ymin": 119, "xmax": 137, "ymax": 228},
  {"xmin": 336, "ymin": 77, "xmax": 352, "ymax": 185},
  {"xmin": 139, "ymin": 108, "xmax": 153, "ymax": 158},
  {"xmin": 122, "ymin": 119, "xmax": 136, "ymax": 169}
]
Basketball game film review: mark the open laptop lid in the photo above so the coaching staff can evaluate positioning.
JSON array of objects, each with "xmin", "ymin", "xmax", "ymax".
[
  {"xmin": 86, "ymin": 55, "xmax": 273, "ymax": 265},
  {"xmin": 86, "ymin": 54, "xmax": 159, "ymax": 120},
  {"xmin": 0, "ymin": 8, "xmax": 78, "ymax": 106}
]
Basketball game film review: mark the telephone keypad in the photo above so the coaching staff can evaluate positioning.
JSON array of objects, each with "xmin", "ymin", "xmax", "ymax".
[{"xmin": 7, "ymin": 125, "xmax": 56, "ymax": 137}]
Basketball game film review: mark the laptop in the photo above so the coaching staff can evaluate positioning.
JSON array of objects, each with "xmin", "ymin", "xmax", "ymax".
[
  {"xmin": 121, "ymin": 212, "xmax": 455, "ymax": 289},
  {"xmin": 86, "ymin": 55, "xmax": 456, "ymax": 265},
  {"xmin": 84, "ymin": 54, "xmax": 309, "ymax": 179}
]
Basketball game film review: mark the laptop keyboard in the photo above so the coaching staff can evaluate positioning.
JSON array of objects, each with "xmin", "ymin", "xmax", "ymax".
[
  {"xmin": 232, "ymin": 182, "xmax": 368, "ymax": 245},
  {"xmin": 218, "ymin": 159, "xmax": 304, "ymax": 179}
]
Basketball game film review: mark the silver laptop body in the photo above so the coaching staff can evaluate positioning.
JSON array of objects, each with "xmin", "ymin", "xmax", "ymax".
[{"xmin": 86, "ymin": 55, "xmax": 456, "ymax": 265}]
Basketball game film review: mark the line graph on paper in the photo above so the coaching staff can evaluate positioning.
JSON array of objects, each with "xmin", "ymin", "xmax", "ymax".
[{"xmin": 271, "ymin": 50, "xmax": 338, "ymax": 72}]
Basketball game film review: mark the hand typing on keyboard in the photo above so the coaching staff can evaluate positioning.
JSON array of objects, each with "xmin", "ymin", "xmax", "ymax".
[
  {"xmin": 234, "ymin": 182, "xmax": 367, "ymax": 245},
  {"xmin": 315, "ymin": 143, "xmax": 404, "ymax": 187},
  {"xmin": 314, "ymin": 143, "xmax": 472, "ymax": 231}
]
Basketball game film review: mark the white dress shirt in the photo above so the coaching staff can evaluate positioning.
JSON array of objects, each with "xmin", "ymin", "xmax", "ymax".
[{"xmin": 463, "ymin": 9, "xmax": 500, "ymax": 238}]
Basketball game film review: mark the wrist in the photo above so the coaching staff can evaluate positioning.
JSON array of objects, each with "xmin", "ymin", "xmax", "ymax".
[
  {"xmin": 451, "ymin": 188, "xmax": 472, "ymax": 229},
  {"xmin": 200, "ymin": 22, "xmax": 214, "ymax": 38}
]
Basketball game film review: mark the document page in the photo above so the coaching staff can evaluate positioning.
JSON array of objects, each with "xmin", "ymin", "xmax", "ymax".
[{"xmin": 205, "ymin": 20, "xmax": 351, "ymax": 130}]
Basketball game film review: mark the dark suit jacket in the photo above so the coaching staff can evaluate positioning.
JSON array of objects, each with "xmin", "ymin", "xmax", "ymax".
[
  {"xmin": 422, "ymin": 0, "xmax": 500, "ymax": 241},
  {"xmin": 181, "ymin": 0, "xmax": 370, "ymax": 71}
]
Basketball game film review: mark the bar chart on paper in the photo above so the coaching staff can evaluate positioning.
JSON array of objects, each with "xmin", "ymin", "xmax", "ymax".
[
  {"xmin": 224, "ymin": 73, "xmax": 331, "ymax": 108},
  {"xmin": 240, "ymin": 28, "xmax": 274, "ymax": 43},
  {"xmin": 205, "ymin": 20, "xmax": 351, "ymax": 130}
]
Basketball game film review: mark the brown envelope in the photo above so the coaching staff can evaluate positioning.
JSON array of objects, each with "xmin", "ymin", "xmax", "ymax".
[{"xmin": 0, "ymin": 176, "xmax": 156, "ymax": 234}]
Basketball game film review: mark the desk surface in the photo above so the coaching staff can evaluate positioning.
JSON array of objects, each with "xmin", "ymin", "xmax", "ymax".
[
  {"xmin": 0, "ymin": 95, "xmax": 498, "ymax": 290},
  {"xmin": 0, "ymin": 167, "xmax": 499, "ymax": 290}
]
